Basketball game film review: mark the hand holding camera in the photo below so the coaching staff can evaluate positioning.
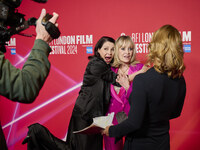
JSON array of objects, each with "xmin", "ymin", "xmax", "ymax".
[{"xmin": 36, "ymin": 9, "xmax": 60, "ymax": 43}]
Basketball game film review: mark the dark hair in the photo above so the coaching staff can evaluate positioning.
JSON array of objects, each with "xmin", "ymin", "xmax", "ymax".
[{"xmin": 88, "ymin": 36, "xmax": 115, "ymax": 59}]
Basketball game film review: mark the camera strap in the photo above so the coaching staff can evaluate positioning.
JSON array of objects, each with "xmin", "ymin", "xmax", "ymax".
[
  {"xmin": 43, "ymin": 22, "xmax": 60, "ymax": 39},
  {"xmin": 41, "ymin": 13, "xmax": 61, "ymax": 39}
]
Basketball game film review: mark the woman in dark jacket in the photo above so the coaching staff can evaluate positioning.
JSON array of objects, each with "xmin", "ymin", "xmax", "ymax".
[
  {"xmin": 23, "ymin": 36, "xmax": 120, "ymax": 150},
  {"xmin": 102, "ymin": 25, "xmax": 186, "ymax": 150},
  {"xmin": 65, "ymin": 36, "xmax": 119, "ymax": 150}
]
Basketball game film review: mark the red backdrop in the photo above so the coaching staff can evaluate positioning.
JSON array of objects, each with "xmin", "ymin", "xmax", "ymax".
[{"xmin": 0, "ymin": 0, "xmax": 200, "ymax": 149}]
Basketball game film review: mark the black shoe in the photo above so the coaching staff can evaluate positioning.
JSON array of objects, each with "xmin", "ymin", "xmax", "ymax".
[{"xmin": 22, "ymin": 136, "xmax": 31, "ymax": 144}]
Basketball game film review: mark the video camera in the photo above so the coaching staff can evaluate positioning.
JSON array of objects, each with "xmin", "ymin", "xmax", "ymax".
[{"xmin": 0, "ymin": 0, "xmax": 59, "ymax": 53}]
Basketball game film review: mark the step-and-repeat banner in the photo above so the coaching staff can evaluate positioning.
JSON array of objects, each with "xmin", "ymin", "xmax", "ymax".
[{"xmin": 0, "ymin": 0, "xmax": 199, "ymax": 149}]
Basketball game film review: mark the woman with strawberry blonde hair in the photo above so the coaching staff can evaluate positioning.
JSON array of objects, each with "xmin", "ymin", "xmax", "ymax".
[{"xmin": 102, "ymin": 25, "xmax": 186, "ymax": 150}]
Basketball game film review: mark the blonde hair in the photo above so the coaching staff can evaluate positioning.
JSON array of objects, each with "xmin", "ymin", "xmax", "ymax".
[
  {"xmin": 112, "ymin": 36, "xmax": 138, "ymax": 67},
  {"xmin": 148, "ymin": 25, "xmax": 185, "ymax": 78}
]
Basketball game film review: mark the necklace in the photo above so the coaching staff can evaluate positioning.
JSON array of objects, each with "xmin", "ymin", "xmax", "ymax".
[{"xmin": 119, "ymin": 66, "xmax": 129, "ymax": 75}]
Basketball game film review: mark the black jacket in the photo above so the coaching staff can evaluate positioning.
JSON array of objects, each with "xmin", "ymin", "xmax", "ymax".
[
  {"xmin": 75, "ymin": 56, "xmax": 118, "ymax": 122},
  {"xmin": 65, "ymin": 56, "xmax": 119, "ymax": 150},
  {"xmin": 109, "ymin": 67, "xmax": 186, "ymax": 150}
]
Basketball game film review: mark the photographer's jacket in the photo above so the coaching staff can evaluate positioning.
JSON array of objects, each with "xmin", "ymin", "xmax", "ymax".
[
  {"xmin": 0, "ymin": 39, "xmax": 51, "ymax": 150},
  {"xmin": 0, "ymin": 39, "xmax": 51, "ymax": 103}
]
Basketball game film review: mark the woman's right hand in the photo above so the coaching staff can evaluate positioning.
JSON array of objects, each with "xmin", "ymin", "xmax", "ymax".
[
  {"xmin": 101, "ymin": 126, "xmax": 111, "ymax": 136},
  {"xmin": 128, "ymin": 65, "xmax": 150, "ymax": 81}
]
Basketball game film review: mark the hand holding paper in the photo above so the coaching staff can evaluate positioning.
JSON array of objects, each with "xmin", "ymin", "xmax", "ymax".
[
  {"xmin": 101, "ymin": 125, "xmax": 111, "ymax": 136},
  {"xmin": 73, "ymin": 112, "xmax": 114, "ymax": 134}
]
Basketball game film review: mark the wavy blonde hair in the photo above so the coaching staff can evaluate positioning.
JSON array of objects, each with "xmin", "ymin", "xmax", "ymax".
[
  {"xmin": 148, "ymin": 25, "xmax": 185, "ymax": 78},
  {"xmin": 112, "ymin": 36, "xmax": 138, "ymax": 67}
]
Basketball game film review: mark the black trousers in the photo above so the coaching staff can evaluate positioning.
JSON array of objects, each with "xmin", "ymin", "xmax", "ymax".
[
  {"xmin": 26, "ymin": 117, "xmax": 103, "ymax": 150},
  {"xmin": 26, "ymin": 123, "xmax": 68, "ymax": 150},
  {"xmin": 65, "ymin": 107, "xmax": 103, "ymax": 150}
]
